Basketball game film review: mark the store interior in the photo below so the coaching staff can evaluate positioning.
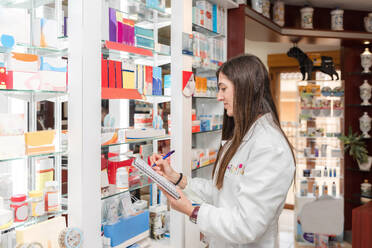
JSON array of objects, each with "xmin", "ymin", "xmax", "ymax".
[{"xmin": 0, "ymin": 0, "xmax": 372, "ymax": 247}]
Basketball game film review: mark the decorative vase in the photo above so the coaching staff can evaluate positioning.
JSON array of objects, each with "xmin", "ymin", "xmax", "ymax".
[
  {"xmin": 262, "ymin": 0, "xmax": 270, "ymax": 18},
  {"xmin": 358, "ymin": 157, "xmax": 372, "ymax": 172},
  {"xmin": 330, "ymin": 9, "xmax": 344, "ymax": 31},
  {"xmin": 364, "ymin": 13, "xmax": 372, "ymax": 32},
  {"xmin": 361, "ymin": 47, "xmax": 372, "ymax": 73},
  {"xmin": 359, "ymin": 112, "xmax": 372, "ymax": 138},
  {"xmin": 273, "ymin": 1, "xmax": 285, "ymax": 27},
  {"xmin": 251, "ymin": 0, "xmax": 263, "ymax": 14},
  {"xmin": 360, "ymin": 79, "xmax": 372, "ymax": 106},
  {"xmin": 300, "ymin": 6, "xmax": 314, "ymax": 29}
]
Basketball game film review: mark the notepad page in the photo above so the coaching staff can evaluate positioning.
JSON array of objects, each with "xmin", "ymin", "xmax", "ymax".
[{"xmin": 133, "ymin": 158, "xmax": 180, "ymax": 200}]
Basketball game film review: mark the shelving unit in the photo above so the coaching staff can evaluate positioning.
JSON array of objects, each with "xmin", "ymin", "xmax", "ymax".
[
  {"xmin": 294, "ymin": 78, "xmax": 345, "ymax": 244},
  {"xmin": 245, "ymin": 6, "xmax": 372, "ymax": 41},
  {"xmin": 0, "ymin": 1, "xmax": 68, "ymax": 245},
  {"xmin": 342, "ymin": 45, "xmax": 372, "ymax": 231}
]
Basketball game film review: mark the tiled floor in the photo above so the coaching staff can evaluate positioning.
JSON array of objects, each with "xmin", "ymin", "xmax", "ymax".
[{"xmin": 278, "ymin": 209, "xmax": 352, "ymax": 248}]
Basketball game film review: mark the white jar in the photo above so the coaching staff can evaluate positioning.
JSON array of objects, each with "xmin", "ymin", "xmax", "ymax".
[
  {"xmin": 361, "ymin": 179, "xmax": 372, "ymax": 197},
  {"xmin": 301, "ymin": 7, "xmax": 314, "ymax": 29},
  {"xmin": 251, "ymin": 0, "xmax": 263, "ymax": 14},
  {"xmin": 359, "ymin": 112, "xmax": 372, "ymax": 138},
  {"xmin": 116, "ymin": 167, "xmax": 129, "ymax": 190},
  {"xmin": 273, "ymin": 1, "xmax": 285, "ymax": 27},
  {"xmin": 364, "ymin": 13, "xmax": 372, "ymax": 32},
  {"xmin": 331, "ymin": 9, "xmax": 344, "ymax": 31},
  {"xmin": 361, "ymin": 47, "xmax": 372, "ymax": 73},
  {"xmin": 360, "ymin": 79, "xmax": 372, "ymax": 106},
  {"xmin": 262, "ymin": 0, "xmax": 270, "ymax": 18}
]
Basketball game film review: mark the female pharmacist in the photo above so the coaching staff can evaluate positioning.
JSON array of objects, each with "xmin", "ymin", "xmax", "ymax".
[{"xmin": 151, "ymin": 54, "xmax": 295, "ymax": 248}]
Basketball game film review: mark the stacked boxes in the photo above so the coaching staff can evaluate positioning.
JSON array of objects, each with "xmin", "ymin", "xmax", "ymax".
[
  {"xmin": 193, "ymin": 1, "xmax": 226, "ymax": 35},
  {"xmin": 102, "ymin": 58, "xmax": 164, "ymax": 96}
]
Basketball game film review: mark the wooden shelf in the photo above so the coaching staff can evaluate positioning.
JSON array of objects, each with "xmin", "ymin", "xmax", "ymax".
[
  {"xmin": 245, "ymin": 7, "xmax": 372, "ymax": 41},
  {"xmin": 346, "ymin": 104, "xmax": 372, "ymax": 107}
]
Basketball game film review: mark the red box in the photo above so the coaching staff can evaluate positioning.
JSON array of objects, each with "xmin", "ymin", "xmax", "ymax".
[{"xmin": 101, "ymin": 58, "xmax": 109, "ymax": 88}]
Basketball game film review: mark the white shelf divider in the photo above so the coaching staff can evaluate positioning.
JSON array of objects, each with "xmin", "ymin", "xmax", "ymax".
[{"xmin": 68, "ymin": 0, "xmax": 102, "ymax": 246}]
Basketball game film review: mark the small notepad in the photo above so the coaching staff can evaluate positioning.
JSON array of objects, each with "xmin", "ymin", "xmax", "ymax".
[{"xmin": 132, "ymin": 158, "xmax": 180, "ymax": 200}]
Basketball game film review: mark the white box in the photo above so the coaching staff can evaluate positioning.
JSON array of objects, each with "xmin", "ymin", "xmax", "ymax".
[
  {"xmin": 0, "ymin": 114, "xmax": 24, "ymax": 136},
  {"xmin": 206, "ymin": 1, "xmax": 213, "ymax": 31},
  {"xmin": 10, "ymin": 53, "xmax": 39, "ymax": 72},
  {"xmin": 40, "ymin": 71, "xmax": 67, "ymax": 91},
  {"xmin": 125, "ymin": 128, "xmax": 165, "ymax": 139},
  {"xmin": 32, "ymin": 18, "xmax": 59, "ymax": 48},
  {"xmin": 195, "ymin": 1, "xmax": 205, "ymax": 27},
  {"xmin": 13, "ymin": 71, "xmax": 41, "ymax": 90}
]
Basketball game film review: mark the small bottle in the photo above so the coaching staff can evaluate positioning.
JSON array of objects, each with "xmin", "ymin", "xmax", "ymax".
[
  {"xmin": 314, "ymin": 185, "xmax": 319, "ymax": 198},
  {"xmin": 324, "ymin": 166, "xmax": 328, "ymax": 177},
  {"xmin": 29, "ymin": 190, "xmax": 44, "ymax": 217},
  {"xmin": 332, "ymin": 182, "xmax": 337, "ymax": 197},
  {"xmin": 312, "ymin": 182, "xmax": 317, "ymax": 196},
  {"xmin": 323, "ymin": 183, "xmax": 328, "ymax": 196},
  {"xmin": 44, "ymin": 181, "xmax": 59, "ymax": 213},
  {"xmin": 333, "ymin": 168, "xmax": 337, "ymax": 178}
]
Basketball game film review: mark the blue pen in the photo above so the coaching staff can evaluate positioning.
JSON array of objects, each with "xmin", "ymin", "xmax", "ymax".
[{"xmin": 152, "ymin": 150, "xmax": 175, "ymax": 167}]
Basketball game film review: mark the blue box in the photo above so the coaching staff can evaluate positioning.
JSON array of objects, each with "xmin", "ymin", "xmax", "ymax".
[
  {"xmin": 135, "ymin": 26, "xmax": 154, "ymax": 39},
  {"xmin": 136, "ymin": 36, "xmax": 154, "ymax": 50},
  {"xmin": 103, "ymin": 210, "xmax": 149, "ymax": 247}
]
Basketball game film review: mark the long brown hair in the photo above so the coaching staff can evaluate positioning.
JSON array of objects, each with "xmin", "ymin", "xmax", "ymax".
[{"xmin": 212, "ymin": 54, "xmax": 295, "ymax": 189}]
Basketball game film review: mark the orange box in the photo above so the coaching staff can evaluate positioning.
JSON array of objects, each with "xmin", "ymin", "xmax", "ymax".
[{"xmin": 24, "ymin": 130, "xmax": 55, "ymax": 155}]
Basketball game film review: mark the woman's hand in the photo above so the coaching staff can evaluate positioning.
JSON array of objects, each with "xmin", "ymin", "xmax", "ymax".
[
  {"xmin": 150, "ymin": 153, "xmax": 179, "ymax": 184},
  {"xmin": 159, "ymin": 187, "xmax": 195, "ymax": 217}
]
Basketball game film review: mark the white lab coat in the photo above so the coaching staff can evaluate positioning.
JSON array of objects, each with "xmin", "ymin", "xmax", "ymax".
[{"xmin": 185, "ymin": 113, "xmax": 295, "ymax": 248}]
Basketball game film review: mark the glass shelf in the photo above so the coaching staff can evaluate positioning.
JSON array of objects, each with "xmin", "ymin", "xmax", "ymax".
[
  {"xmin": 0, "ymin": 0, "xmax": 53, "ymax": 9},
  {"xmin": 297, "ymin": 136, "xmax": 341, "ymax": 139},
  {"xmin": 193, "ymin": 95, "xmax": 217, "ymax": 99},
  {"xmin": 296, "ymin": 156, "xmax": 343, "ymax": 160},
  {"xmin": 1, "ymin": 210, "xmax": 67, "ymax": 234},
  {"xmin": 102, "ymin": 41, "xmax": 171, "ymax": 67},
  {"xmin": 0, "ymin": 150, "xmax": 68, "ymax": 163},
  {"xmin": 102, "ymin": 135, "xmax": 170, "ymax": 148},
  {"xmin": 0, "ymin": 89, "xmax": 67, "ymax": 102},
  {"xmin": 192, "ymin": 162, "xmax": 214, "ymax": 172},
  {"xmin": 101, "ymin": 182, "xmax": 153, "ymax": 200},
  {"xmin": 192, "ymin": 129, "xmax": 222, "ymax": 135},
  {"xmin": 192, "ymin": 24, "xmax": 225, "ymax": 38},
  {"xmin": 136, "ymin": 95, "xmax": 171, "ymax": 104}
]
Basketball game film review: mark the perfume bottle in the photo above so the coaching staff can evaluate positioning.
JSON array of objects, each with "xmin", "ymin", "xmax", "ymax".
[
  {"xmin": 324, "ymin": 166, "xmax": 328, "ymax": 177},
  {"xmin": 332, "ymin": 182, "xmax": 337, "ymax": 197}
]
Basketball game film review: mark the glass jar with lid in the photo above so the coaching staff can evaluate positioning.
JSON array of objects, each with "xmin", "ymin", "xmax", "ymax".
[
  {"xmin": 10, "ymin": 194, "xmax": 28, "ymax": 222},
  {"xmin": 29, "ymin": 190, "xmax": 44, "ymax": 217}
]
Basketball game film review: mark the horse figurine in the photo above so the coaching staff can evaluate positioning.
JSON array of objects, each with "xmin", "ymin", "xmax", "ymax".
[{"xmin": 287, "ymin": 46, "xmax": 339, "ymax": 80}]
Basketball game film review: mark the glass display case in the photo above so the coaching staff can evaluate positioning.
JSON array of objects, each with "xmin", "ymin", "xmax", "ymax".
[
  {"xmin": 294, "ymin": 75, "xmax": 344, "ymax": 245},
  {"xmin": 0, "ymin": 0, "xmax": 67, "ymax": 246}
]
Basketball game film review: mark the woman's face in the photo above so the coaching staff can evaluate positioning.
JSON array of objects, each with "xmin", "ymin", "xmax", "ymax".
[{"xmin": 217, "ymin": 72, "xmax": 235, "ymax": 117}]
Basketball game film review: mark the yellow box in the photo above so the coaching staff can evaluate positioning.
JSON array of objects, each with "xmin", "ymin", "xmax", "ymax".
[{"xmin": 24, "ymin": 130, "xmax": 55, "ymax": 155}]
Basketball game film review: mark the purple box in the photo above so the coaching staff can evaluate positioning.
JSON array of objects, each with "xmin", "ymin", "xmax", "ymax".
[{"xmin": 109, "ymin": 8, "xmax": 117, "ymax": 42}]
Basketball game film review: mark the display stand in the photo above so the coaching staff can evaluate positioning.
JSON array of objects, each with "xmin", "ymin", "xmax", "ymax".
[{"xmin": 294, "ymin": 77, "xmax": 345, "ymax": 245}]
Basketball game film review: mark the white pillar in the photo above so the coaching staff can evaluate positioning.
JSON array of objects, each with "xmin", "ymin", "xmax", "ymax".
[
  {"xmin": 171, "ymin": 0, "xmax": 193, "ymax": 247},
  {"xmin": 68, "ymin": 0, "xmax": 102, "ymax": 246}
]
